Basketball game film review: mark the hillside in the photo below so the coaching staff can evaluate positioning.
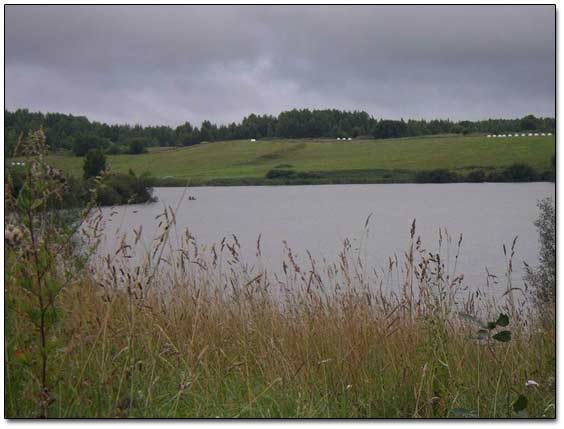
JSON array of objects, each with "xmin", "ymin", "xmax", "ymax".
[{"xmin": 43, "ymin": 134, "xmax": 555, "ymax": 185}]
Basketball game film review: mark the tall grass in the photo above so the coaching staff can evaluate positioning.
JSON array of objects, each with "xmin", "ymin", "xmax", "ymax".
[{"xmin": 4, "ymin": 134, "xmax": 556, "ymax": 418}]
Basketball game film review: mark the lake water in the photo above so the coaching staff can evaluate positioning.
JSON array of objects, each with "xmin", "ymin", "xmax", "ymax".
[{"xmin": 96, "ymin": 183, "xmax": 554, "ymax": 298}]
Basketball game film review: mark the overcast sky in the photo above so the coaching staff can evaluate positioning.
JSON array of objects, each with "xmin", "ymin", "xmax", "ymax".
[{"xmin": 5, "ymin": 5, "xmax": 555, "ymax": 126}]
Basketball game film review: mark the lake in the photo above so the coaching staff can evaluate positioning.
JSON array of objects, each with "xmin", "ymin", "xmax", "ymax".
[{"xmin": 95, "ymin": 183, "xmax": 554, "ymax": 299}]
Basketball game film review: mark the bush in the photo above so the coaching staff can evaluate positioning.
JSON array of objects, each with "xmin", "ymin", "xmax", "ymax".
[
  {"xmin": 465, "ymin": 170, "xmax": 486, "ymax": 183},
  {"xmin": 92, "ymin": 172, "xmax": 155, "ymax": 206},
  {"xmin": 83, "ymin": 148, "xmax": 107, "ymax": 179},
  {"xmin": 525, "ymin": 198, "xmax": 555, "ymax": 308},
  {"xmin": 266, "ymin": 168, "xmax": 297, "ymax": 179},
  {"xmin": 486, "ymin": 170, "xmax": 505, "ymax": 182},
  {"xmin": 540, "ymin": 169, "xmax": 556, "ymax": 182},
  {"xmin": 503, "ymin": 163, "xmax": 539, "ymax": 182},
  {"xmin": 265, "ymin": 168, "xmax": 322, "ymax": 181},
  {"xmin": 415, "ymin": 169, "xmax": 459, "ymax": 183},
  {"xmin": 105, "ymin": 143, "xmax": 124, "ymax": 155},
  {"xmin": 127, "ymin": 138, "xmax": 148, "ymax": 155}
]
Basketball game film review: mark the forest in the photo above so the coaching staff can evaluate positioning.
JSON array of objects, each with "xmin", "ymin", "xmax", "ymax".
[{"xmin": 4, "ymin": 108, "xmax": 556, "ymax": 157}]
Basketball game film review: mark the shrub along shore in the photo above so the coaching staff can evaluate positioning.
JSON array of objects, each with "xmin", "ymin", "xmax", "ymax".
[{"xmin": 145, "ymin": 163, "xmax": 555, "ymax": 187}]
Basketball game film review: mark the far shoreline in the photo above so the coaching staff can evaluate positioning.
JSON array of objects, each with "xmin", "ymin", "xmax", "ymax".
[{"xmin": 147, "ymin": 176, "xmax": 556, "ymax": 188}]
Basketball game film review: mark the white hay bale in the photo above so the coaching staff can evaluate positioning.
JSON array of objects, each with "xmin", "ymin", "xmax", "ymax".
[
  {"xmin": 534, "ymin": 133, "xmax": 539, "ymax": 136},
  {"xmin": 548, "ymin": 133, "xmax": 552, "ymax": 136},
  {"xmin": 251, "ymin": 138, "xmax": 256, "ymax": 142},
  {"xmin": 541, "ymin": 133, "xmax": 546, "ymax": 136},
  {"xmin": 486, "ymin": 135, "xmax": 491, "ymax": 138},
  {"xmin": 347, "ymin": 137, "xmax": 352, "ymax": 141},
  {"xmin": 337, "ymin": 137, "xmax": 341, "ymax": 140}
]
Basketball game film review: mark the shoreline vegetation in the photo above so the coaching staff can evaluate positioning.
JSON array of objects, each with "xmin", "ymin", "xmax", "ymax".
[
  {"xmin": 145, "ymin": 163, "xmax": 554, "ymax": 188},
  {"xmin": 4, "ymin": 129, "xmax": 556, "ymax": 418}
]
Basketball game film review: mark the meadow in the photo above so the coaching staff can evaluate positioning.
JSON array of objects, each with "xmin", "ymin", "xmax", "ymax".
[{"xmin": 42, "ymin": 135, "xmax": 555, "ymax": 185}]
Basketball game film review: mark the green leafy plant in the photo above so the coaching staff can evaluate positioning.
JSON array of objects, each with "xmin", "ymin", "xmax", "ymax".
[{"xmin": 459, "ymin": 312, "xmax": 511, "ymax": 343}]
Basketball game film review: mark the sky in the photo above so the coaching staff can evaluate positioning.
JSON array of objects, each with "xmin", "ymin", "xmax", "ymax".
[{"xmin": 5, "ymin": 5, "xmax": 555, "ymax": 127}]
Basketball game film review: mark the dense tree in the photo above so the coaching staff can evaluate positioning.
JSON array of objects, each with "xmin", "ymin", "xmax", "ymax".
[
  {"xmin": 174, "ymin": 122, "xmax": 199, "ymax": 146},
  {"xmin": 5, "ymin": 109, "xmax": 556, "ymax": 158},
  {"xmin": 372, "ymin": 119, "xmax": 408, "ymax": 139},
  {"xmin": 72, "ymin": 134, "xmax": 110, "ymax": 156}
]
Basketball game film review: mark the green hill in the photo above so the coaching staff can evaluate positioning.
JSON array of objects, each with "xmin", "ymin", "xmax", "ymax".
[{"xmin": 42, "ymin": 134, "xmax": 555, "ymax": 185}]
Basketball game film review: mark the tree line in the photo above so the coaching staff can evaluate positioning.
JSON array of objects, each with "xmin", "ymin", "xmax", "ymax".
[{"xmin": 5, "ymin": 108, "xmax": 556, "ymax": 156}]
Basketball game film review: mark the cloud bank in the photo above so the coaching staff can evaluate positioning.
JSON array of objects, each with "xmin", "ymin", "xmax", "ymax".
[{"xmin": 5, "ymin": 5, "xmax": 555, "ymax": 126}]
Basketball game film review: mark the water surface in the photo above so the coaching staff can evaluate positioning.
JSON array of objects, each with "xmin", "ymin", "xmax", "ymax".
[{"xmin": 97, "ymin": 183, "xmax": 554, "ymax": 297}]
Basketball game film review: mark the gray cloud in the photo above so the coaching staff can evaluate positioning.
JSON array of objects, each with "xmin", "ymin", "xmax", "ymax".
[{"xmin": 5, "ymin": 5, "xmax": 555, "ymax": 126}]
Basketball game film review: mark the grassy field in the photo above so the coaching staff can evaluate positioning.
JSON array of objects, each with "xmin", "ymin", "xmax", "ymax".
[{"xmin": 43, "ymin": 135, "xmax": 555, "ymax": 184}]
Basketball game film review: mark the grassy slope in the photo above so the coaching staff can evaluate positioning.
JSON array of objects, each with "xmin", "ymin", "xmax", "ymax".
[{"xmin": 45, "ymin": 135, "xmax": 555, "ymax": 182}]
